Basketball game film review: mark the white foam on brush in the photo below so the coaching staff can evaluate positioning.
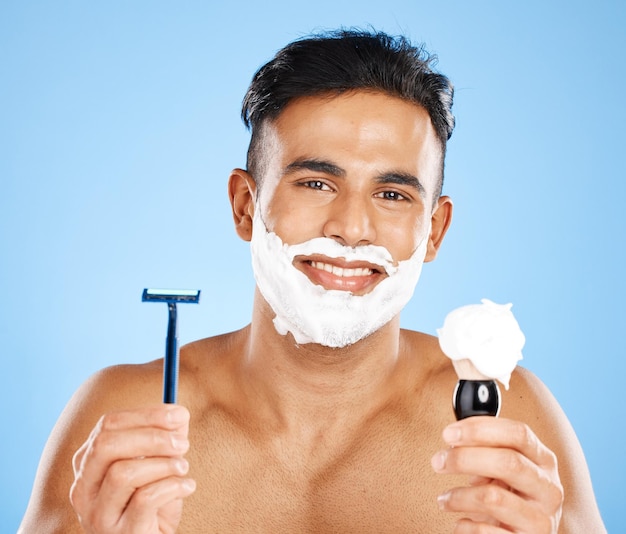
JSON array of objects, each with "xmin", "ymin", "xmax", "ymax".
[{"xmin": 437, "ymin": 299, "xmax": 525, "ymax": 389}]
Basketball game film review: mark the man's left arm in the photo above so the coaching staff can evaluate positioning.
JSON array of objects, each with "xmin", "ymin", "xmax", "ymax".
[{"xmin": 431, "ymin": 367, "xmax": 606, "ymax": 533}]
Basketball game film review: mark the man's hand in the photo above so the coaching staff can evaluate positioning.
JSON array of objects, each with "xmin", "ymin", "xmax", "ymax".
[
  {"xmin": 431, "ymin": 417, "xmax": 564, "ymax": 533},
  {"xmin": 69, "ymin": 405, "xmax": 196, "ymax": 534}
]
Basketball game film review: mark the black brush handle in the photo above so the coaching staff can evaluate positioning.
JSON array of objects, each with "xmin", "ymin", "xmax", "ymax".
[{"xmin": 453, "ymin": 380, "xmax": 501, "ymax": 420}]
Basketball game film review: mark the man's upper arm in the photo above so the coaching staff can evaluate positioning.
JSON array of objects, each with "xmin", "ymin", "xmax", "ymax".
[{"xmin": 507, "ymin": 367, "xmax": 606, "ymax": 533}]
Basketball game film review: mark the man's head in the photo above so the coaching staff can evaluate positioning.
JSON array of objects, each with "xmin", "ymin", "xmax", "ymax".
[
  {"xmin": 241, "ymin": 29, "xmax": 455, "ymax": 197},
  {"xmin": 230, "ymin": 29, "xmax": 455, "ymax": 347}
]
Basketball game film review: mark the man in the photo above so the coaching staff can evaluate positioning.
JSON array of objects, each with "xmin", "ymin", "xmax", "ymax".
[{"xmin": 20, "ymin": 29, "xmax": 605, "ymax": 533}]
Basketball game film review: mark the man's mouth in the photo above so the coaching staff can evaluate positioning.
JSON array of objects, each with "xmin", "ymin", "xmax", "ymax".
[
  {"xmin": 295, "ymin": 255, "xmax": 386, "ymax": 294},
  {"xmin": 309, "ymin": 260, "xmax": 375, "ymax": 278}
]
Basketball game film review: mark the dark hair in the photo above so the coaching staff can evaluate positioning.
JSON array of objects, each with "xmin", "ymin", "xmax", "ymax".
[{"xmin": 242, "ymin": 29, "xmax": 455, "ymax": 193}]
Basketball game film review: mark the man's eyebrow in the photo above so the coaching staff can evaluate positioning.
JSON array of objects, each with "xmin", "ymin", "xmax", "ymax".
[
  {"xmin": 376, "ymin": 172, "xmax": 426, "ymax": 198},
  {"xmin": 284, "ymin": 158, "xmax": 346, "ymax": 177}
]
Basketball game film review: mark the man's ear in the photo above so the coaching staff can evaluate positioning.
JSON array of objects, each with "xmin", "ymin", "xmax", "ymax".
[
  {"xmin": 228, "ymin": 168, "xmax": 257, "ymax": 242},
  {"xmin": 425, "ymin": 196, "xmax": 453, "ymax": 262}
]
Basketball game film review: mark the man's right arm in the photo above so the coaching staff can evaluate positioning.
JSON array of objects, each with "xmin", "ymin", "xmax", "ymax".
[{"xmin": 19, "ymin": 365, "xmax": 196, "ymax": 534}]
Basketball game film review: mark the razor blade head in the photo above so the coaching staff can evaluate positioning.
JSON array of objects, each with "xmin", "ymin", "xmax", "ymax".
[{"xmin": 142, "ymin": 288, "xmax": 201, "ymax": 304}]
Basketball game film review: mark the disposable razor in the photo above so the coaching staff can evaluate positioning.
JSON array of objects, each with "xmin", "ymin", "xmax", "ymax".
[{"xmin": 142, "ymin": 288, "xmax": 201, "ymax": 403}]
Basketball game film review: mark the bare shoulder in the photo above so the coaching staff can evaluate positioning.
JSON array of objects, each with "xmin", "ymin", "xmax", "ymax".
[
  {"xmin": 501, "ymin": 367, "xmax": 582, "ymax": 469},
  {"xmin": 19, "ymin": 328, "xmax": 247, "ymax": 534},
  {"xmin": 41, "ymin": 326, "xmax": 246, "ymax": 466},
  {"xmin": 503, "ymin": 366, "xmax": 586, "ymax": 443},
  {"xmin": 18, "ymin": 359, "xmax": 167, "ymax": 533},
  {"xmin": 503, "ymin": 368, "xmax": 606, "ymax": 532}
]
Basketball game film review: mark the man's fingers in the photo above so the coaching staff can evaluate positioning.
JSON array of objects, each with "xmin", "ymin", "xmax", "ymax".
[
  {"xmin": 439, "ymin": 483, "xmax": 557, "ymax": 533},
  {"xmin": 76, "ymin": 426, "xmax": 190, "ymax": 501},
  {"xmin": 72, "ymin": 405, "xmax": 190, "ymax": 482},
  {"xmin": 70, "ymin": 404, "xmax": 192, "ymax": 528},
  {"xmin": 453, "ymin": 518, "xmax": 513, "ymax": 534},
  {"xmin": 94, "ymin": 405, "xmax": 190, "ymax": 433},
  {"xmin": 438, "ymin": 416, "xmax": 563, "ymax": 510},
  {"xmin": 433, "ymin": 416, "xmax": 564, "ymax": 531},
  {"xmin": 121, "ymin": 477, "xmax": 196, "ymax": 530},
  {"xmin": 128, "ymin": 476, "xmax": 197, "ymax": 514},
  {"xmin": 83, "ymin": 475, "xmax": 196, "ymax": 533},
  {"xmin": 433, "ymin": 445, "xmax": 561, "ymax": 505},
  {"xmin": 442, "ymin": 417, "xmax": 557, "ymax": 471},
  {"xmin": 91, "ymin": 456, "xmax": 191, "ymax": 525}
]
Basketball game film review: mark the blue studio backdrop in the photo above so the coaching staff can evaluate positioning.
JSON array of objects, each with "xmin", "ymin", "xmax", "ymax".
[{"xmin": 2, "ymin": 1, "xmax": 624, "ymax": 531}]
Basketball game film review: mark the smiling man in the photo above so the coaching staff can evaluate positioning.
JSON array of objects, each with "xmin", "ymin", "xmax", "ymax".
[
  {"xmin": 241, "ymin": 91, "xmax": 445, "ymax": 348},
  {"xmin": 20, "ymin": 30, "xmax": 605, "ymax": 533}
]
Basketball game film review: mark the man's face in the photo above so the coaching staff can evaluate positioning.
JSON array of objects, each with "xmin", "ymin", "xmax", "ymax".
[{"xmin": 254, "ymin": 90, "xmax": 443, "ymax": 297}]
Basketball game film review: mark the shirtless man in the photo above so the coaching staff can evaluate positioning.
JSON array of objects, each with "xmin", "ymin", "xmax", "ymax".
[{"xmin": 20, "ymin": 30, "xmax": 605, "ymax": 533}]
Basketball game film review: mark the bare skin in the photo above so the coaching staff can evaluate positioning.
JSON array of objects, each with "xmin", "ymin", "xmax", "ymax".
[{"xmin": 20, "ymin": 92, "xmax": 605, "ymax": 533}]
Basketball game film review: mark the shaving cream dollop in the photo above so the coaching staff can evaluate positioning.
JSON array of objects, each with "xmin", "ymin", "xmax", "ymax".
[{"xmin": 437, "ymin": 299, "xmax": 525, "ymax": 389}]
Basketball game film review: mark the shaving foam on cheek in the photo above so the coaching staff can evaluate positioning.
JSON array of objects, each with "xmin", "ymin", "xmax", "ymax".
[{"xmin": 250, "ymin": 208, "xmax": 430, "ymax": 348}]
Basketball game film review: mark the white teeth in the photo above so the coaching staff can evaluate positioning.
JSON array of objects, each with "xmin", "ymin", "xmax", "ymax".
[{"xmin": 311, "ymin": 261, "xmax": 373, "ymax": 277}]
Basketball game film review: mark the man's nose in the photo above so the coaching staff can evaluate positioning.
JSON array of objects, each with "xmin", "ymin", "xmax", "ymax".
[{"xmin": 322, "ymin": 193, "xmax": 377, "ymax": 247}]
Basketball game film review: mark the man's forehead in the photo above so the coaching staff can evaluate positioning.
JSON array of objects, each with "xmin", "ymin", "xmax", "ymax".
[
  {"xmin": 260, "ymin": 93, "xmax": 442, "ymax": 186},
  {"xmin": 266, "ymin": 91, "xmax": 440, "ymax": 151}
]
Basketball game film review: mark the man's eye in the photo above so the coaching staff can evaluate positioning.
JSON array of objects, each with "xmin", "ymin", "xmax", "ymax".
[
  {"xmin": 377, "ymin": 191, "xmax": 406, "ymax": 201},
  {"xmin": 302, "ymin": 180, "xmax": 329, "ymax": 190}
]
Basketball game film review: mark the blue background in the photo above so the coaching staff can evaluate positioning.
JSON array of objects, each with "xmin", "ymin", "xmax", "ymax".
[{"xmin": 2, "ymin": 1, "xmax": 624, "ymax": 531}]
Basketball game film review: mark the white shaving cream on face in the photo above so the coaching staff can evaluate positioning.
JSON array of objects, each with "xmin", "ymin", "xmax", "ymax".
[{"xmin": 250, "ymin": 208, "xmax": 430, "ymax": 348}]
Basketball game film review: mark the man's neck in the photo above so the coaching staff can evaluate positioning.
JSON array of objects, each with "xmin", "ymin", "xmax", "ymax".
[{"xmin": 235, "ymin": 293, "xmax": 412, "ymax": 443}]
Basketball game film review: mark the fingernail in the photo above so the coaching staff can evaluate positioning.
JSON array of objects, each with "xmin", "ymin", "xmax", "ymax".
[
  {"xmin": 442, "ymin": 424, "xmax": 462, "ymax": 444},
  {"xmin": 431, "ymin": 451, "xmax": 446, "ymax": 472},
  {"xmin": 167, "ymin": 406, "xmax": 188, "ymax": 424},
  {"xmin": 182, "ymin": 478, "xmax": 196, "ymax": 493},
  {"xmin": 437, "ymin": 491, "xmax": 450, "ymax": 510},
  {"xmin": 172, "ymin": 436, "xmax": 189, "ymax": 451},
  {"xmin": 175, "ymin": 458, "xmax": 189, "ymax": 474}
]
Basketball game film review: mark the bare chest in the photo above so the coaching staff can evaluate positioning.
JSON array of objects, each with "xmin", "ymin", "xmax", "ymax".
[{"xmin": 179, "ymin": 408, "xmax": 462, "ymax": 533}]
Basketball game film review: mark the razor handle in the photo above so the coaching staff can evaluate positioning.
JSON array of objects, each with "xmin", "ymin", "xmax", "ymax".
[{"xmin": 163, "ymin": 303, "xmax": 179, "ymax": 404}]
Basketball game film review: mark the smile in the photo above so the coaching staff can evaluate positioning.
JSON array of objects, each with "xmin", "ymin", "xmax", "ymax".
[
  {"xmin": 294, "ymin": 255, "xmax": 385, "ymax": 295},
  {"xmin": 309, "ymin": 261, "xmax": 374, "ymax": 278}
]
